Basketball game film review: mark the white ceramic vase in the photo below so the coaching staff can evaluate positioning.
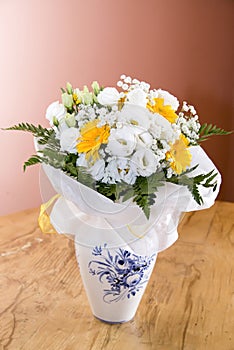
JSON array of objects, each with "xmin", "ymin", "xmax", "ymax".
[{"xmin": 74, "ymin": 240, "xmax": 157, "ymax": 323}]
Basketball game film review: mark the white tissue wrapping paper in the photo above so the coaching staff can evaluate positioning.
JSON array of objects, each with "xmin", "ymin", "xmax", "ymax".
[{"xmin": 41, "ymin": 146, "xmax": 221, "ymax": 255}]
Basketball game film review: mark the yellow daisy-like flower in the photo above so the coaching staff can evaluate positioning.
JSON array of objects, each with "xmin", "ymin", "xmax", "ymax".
[
  {"xmin": 147, "ymin": 98, "xmax": 178, "ymax": 123},
  {"xmin": 76, "ymin": 119, "xmax": 110, "ymax": 161},
  {"xmin": 166, "ymin": 134, "xmax": 192, "ymax": 174}
]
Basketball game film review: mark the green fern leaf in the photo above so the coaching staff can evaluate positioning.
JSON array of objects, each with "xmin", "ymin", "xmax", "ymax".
[
  {"xmin": 23, "ymin": 155, "xmax": 44, "ymax": 171},
  {"xmin": 198, "ymin": 123, "xmax": 232, "ymax": 142},
  {"xmin": 4, "ymin": 123, "xmax": 52, "ymax": 136}
]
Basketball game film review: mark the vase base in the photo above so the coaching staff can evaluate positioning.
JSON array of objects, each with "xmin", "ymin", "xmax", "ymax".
[{"xmin": 94, "ymin": 315, "xmax": 133, "ymax": 324}]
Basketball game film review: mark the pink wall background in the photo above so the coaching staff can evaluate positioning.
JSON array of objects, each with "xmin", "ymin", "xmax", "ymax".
[{"xmin": 0, "ymin": 0, "xmax": 233, "ymax": 216}]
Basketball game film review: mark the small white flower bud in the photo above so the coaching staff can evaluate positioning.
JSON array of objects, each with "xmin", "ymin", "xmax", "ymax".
[
  {"xmin": 124, "ymin": 76, "xmax": 132, "ymax": 84},
  {"xmin": 122, "ymin": 84, "xmax": 129, "ymax": 91}
]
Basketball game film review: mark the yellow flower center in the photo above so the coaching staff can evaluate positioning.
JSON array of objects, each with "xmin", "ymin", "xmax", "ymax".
[
  {"xmin": 118, "ymin": 94, "xmax": 127, "ymax": 111},
  {"xmin": 76, "ymin": 119, "xmax": 110, "ymax": 161},
  {"xmin": 147, "ymin": 98, "xmax": 178, "ymax": 123},
  {"xmin": 72, "ymin": 93, "xmax": 81, "ymax": 105},
  {"xmin": 166, "ymin": 134, "xmax": 192, "ymax": 174}
]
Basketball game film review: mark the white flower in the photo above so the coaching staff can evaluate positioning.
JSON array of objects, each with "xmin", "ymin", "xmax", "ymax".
[
  {"xmin": 157, "ymin": 89, "xmax": 179, "ymax": 111},
  {"xmin": 60, "ymin": 127, "xmax": 79, "ymax": 154},
  {"xmin": 89, "ymin": 159, "xmax": 105, "ymax": 181},
  {"xmin": 106, "ymin": 125, "xmax": 137, "ymax": 157},
  {"xmin": 65, "ymin": 113, "xmax": 76, "ymax": 127},
  {"xmin": 97, "ymin": 87, "xmax": 120, "ymax": 105},
  {"xmin": 102, "ymin": 159, "xmax": 121, "ymax": 184},
  {"xmin": 117, "ymin": 157, "xmax": 137, "ymax": 184},
  {"xmin": 102, "ymin": 157, "xmax": 137, "ymax": 185},
  {"xmin": 182, "ymin": 101, "xmax": 189, "ymax": 112},
  {"xmin": 150, "ymin": 113, "xmax": 176, "ymax": 142},
  {"xmin": 46, "ymin": 101, "xmax": 66, "ymax": 126},
  {"xmin": 62, "ymin": 93, "xmax": 73, "ymax": 109},
  {"xmin": 149, "ymin": 89, "xmax": 159, "ymax": 100},
  {"xmin": 126, "ymin": 88, "xmax": 148, "ymax": 107},
  {"xmin": 119, "ymin": 104, "xmax": 151, "ymax": 129},
  {"xmin": 140, "ymin": 82, "xmax": 150, "ymax": 92},
  {"xmin": 122, "ymin": 84, "xmax": 129, "ymax": 91},
  {"xmin": 136, "ymin": 131, "xmax": 153, "ymax": 148},
  {"xmin": 76, "ymin": 153, "xmax": 88, "ymax": 167},
  {"xmin": 124, "ymin": 76, "xmax": 132, "ymax": 84},
  {"xmin": 132, "ymin": 148, "xmax": 158, "ymax": 177}
]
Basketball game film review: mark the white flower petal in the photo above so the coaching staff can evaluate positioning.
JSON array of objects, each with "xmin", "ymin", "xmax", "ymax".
[
  {"xmin": 97, "ymin": 87, "xmax": 120, "ymax": 105},
  {"xmin": 89, "ymin": 159, "xmax": 105, "ymax": 181},
  {"xmin": 60, "ymin": 127, "xmax": 79, "ymax": 154},
  {"xmin": 127, "ymin": 88, "xmax": 148, "ymax": 107},
  {"xmin": 46, "ymin": 101, "xmax": 66, "ymax": 125},
  {"xmin": 157, "ymin": 89, "xmax": 179, "ymax": 111},
  {"xmin": 119, "ymin": 104, "xmax": 151, "ymax": 129},
  {"xmin": 132, "ymin": 148, "xmax": 158, "ymax": 177},
  {"xmin": 106, "ymin": 125, "xmax": 137, "ymax": 157}
]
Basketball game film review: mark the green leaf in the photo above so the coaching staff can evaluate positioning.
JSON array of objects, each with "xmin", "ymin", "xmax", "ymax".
[
  {"xmin": 133, "ymin": 193, "xmax": 156, "ymax": 219},
  {"xmin": 96, "ymin": 182, "xmax": 117, "ymax": 201},
  {"xmin": 40, "ymin": 147, "xmax": 66, "ymax": 169},
  {"xmin": 23, "ymin": 155, "xmax": 43, "ymax": 171},
  {"xmin": 122, "ymin": 188, "xmax": 135, "ymax": 202},
  {"xmin": 166, "ymin": 167, "xmax": 218, "ymax": 205},
  {"xmin": 4, "ymin": 123, "xmax": 52, "ymax": 137},
  {"xmin": 146, "ymin": 171, "xmax": 166, "ymax": 193},
  {"xmin": 128, "ymin": 172, "xmax": 166, "ymax": 218},
  {"xmin": 198, "ymin": 123, "xmax": 232, "ymax": 143},
  {"xmin": 77, "ymin": 168, "xmax": 95, "ymax": 188}
]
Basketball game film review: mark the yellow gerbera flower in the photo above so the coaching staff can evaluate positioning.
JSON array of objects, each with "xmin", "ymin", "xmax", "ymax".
[
  {"xmin": 76, "ymin": 119, "xmax": 110, "ymax": 161},
  {"xmin": 147, "ymin": 98, "xmax": 178, "ymax": 123},
  {"xmin": 166, "ymin": 134, "xmax": 192, "ymax": 174}
]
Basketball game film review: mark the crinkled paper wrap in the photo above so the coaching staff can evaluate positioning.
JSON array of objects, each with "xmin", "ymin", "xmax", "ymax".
[{"xmin": 40, "ymin": 146, "xmax": 221, "ymax": 255}]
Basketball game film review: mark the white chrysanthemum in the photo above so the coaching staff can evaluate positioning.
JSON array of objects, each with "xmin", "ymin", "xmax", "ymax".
[
  {"xmin": 102, "ymin": 157, "xmax": 137, "ymax": 185},
  {"xmin": 115, "ymin": 157, "xmax": 137, "ymax": 184},
  {"xmin": 106, "ymin": 125, "xmax": 137, "ymax": 157},
  {"xmin": 131, "ymin": 148, "xmax": 158, "ymax": 177},
  {"xmin": 46, "ymin": 101, "xmax": 66, "ymax": 126},
  {"xmin": 60, "ymin": 127, "xmax": 79, "ymax": 154},
  {"xmin": 157, "ymin": 89, "xmax": 179, "ymax": 111},
  {"xmin": 102, "ymin": 159, "xmax": 121, "ymax": 184},
  {"xmin": 126, "ymin": 88, "xmax": 148, "ymax": 107},
  {"xmin": 97, "ymin": 87, "xmax": 120, "ymax": 105}
]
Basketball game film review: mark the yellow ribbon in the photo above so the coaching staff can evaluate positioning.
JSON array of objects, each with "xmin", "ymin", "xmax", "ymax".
[
  {"xmin": 126, "ymin": 224, "xmax": 147, "ymax": 239},
  {"xmin": 38, "ymin": 194, "xmax": 60, "ymax": 234},
  {"xmin": 38, "ymin": 193, "xmax": 147, "ymax": 239}
]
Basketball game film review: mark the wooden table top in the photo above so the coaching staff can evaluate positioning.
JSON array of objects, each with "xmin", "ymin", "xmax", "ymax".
[{"xmin": 0, "ymin": 201, "xmax": 233, "ymax": 350}]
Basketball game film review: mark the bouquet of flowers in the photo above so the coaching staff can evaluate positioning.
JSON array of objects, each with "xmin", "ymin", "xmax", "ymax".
[
  {"xmin": 6, "ymin": 74, "xmax": 230, "ymax": 219},
  {"xmin": 5, "ymin": 75, "xmax": 232, "ymax": 323}
]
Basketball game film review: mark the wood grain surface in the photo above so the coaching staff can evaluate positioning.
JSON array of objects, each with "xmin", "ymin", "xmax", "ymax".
[{"xmin": 0, "ymin": 201, "xmax": 233, "ymax": 350}]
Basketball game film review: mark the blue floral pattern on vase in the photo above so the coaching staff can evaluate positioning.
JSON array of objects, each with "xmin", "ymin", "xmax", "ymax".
[{"xmin": 88, "ymin": 244, "xmax": 155, "ymax": 303}]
